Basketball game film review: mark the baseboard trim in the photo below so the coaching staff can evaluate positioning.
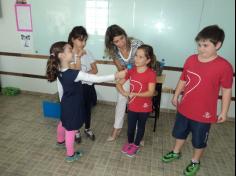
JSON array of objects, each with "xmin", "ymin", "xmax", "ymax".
[
  {"xmin": 20, "ymin": 90, "xmax": 57, "ymax": 96},
  {"xmin": 97, "ymin": 100, "xmax": 116, "ymax": 106}
]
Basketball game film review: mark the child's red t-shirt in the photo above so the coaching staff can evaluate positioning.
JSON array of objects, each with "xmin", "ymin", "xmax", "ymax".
[
  {"xmin": 126, "ymin": 67, "xmax": 156, "ymax": 112},
  {"xmin": 178, "ymin": 54, "xmax": 234, "ymax": 123}
]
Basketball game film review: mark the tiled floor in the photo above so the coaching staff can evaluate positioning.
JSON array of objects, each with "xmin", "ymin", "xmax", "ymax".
[{"xmin": 0, "ymin": 93, "xmax": 235, "ymax": 176}]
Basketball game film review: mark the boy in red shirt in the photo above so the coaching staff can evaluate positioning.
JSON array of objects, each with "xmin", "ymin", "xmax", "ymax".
[{"xmin": 161, "ymin": 25, "xmax": 234, "ymax": 176}]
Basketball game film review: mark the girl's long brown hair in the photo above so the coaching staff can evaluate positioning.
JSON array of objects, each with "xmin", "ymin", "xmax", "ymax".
[
  {"xmin": 105, "ymin": 24, "xmax": 130, "ymax": 59},
  {"xmin": 46, "ymin": 41, "xmax": 67, "ymax": 82}
]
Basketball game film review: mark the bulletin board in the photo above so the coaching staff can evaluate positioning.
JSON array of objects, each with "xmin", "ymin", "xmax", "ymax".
[{"xmin": 15, "ymin": 3, "xmax": 33, "ymax": 32}]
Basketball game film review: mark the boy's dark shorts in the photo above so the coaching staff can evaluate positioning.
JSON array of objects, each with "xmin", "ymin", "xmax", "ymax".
[{"xmin": 172, "ymin": 112, "xmax": 211, "ymax": 149}]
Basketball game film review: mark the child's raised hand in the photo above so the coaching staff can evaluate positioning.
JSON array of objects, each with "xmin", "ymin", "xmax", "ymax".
[
  {"xmin": 115, "ymin": 69, "xmax": 127, "ymax": 79},
  {"xmin": 77, "ymin": 49, "xmax": 86, "ymax": 58}
]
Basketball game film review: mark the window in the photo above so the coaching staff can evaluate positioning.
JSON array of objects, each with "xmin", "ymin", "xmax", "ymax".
[{"xmin": 86, "ymin": 0, "xmax": 109, "ymax": 35}]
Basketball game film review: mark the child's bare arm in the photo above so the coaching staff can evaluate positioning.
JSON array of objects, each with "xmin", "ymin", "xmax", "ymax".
[
  {"xmin": 172, "ymin": 80, "xmax": 186, "ymax": 107},
  {"xmin": 217, "ymin": 88, "xmax": 232, "ymax": 123},
  {"xmin": 113, "ymin": 59, "xmax": 125, "ymax": 71},
  {"xmin": 116, "ymin": 79, "xmax": 129, "ymax": 97},
  {"xmin": 129, "ymin": 83, "xmax": 155, "ymax": 98},
  {"xmin": 74, "ymin": 55, "xmax": 81, "ymax": 70},
  {"xmin": 69, "ymin": 56, "xmax": 81, "ymax": 70},
  {"xmin": 69, "ymin": 63, "xmax": 76, "ymax": 70}
]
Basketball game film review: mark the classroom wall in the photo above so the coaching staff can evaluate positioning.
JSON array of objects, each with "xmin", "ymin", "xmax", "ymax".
[
  {"xmin": 28, "ymin": 0, "xmax": 235, "ymax": 68},
  {"xmin": 0, "ymin": 0, "xmax": 235, "ymax": 118}
]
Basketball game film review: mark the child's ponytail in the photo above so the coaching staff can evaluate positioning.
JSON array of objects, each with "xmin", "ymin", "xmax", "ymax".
[
  {"xmin": 46, "ymin": 54, "xmax": 60, "ymax": 82},
  {"xmin": 149, "ymin": 52, "xmax": 157, "ymax": 70},
  {"xmin": 46, "ymin": 41, "xmax": 67, "ymax": 82}
]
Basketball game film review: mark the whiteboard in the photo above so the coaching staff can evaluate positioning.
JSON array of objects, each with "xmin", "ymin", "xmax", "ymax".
[{"xmin": 30, "ymin": 0, "xmax": 235, "ymax": 68}]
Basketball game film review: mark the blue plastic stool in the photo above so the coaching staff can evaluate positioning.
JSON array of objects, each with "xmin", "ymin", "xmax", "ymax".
[{"xmin": 42, "ymin": 101, "xmax": 61, "ymax": 119}]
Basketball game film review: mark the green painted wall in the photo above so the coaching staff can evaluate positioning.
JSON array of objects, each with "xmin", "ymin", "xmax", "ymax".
[{"xmin": 30, "ymin": 0, "xmax": 235, "ymax": 67}]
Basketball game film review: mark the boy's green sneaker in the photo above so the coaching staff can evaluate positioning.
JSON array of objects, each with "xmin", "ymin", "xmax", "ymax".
[
  {"xmin": 183, "ymin": 161, "xmax": 200, "ymax": 176},
  {"xmin": 161, "ymin": 151, "xmax": 181, "ymax": 163},
  {"xmin": 65, "ymin": 151, "xmax": 83, "ymax": 163}
]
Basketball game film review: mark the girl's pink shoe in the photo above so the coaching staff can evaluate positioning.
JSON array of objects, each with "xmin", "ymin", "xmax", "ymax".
[
  {"xmin": 126, "ymin": 144, "xmax": 139, "ymax": 157},
  {"xmin": 121, "ymin": 143, "xmax": 131, "ymax": 154}
]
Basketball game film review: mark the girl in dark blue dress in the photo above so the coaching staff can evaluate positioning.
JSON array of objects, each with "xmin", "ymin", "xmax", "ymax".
[{"xmin": 46, "ymin": 41, "xmax": 126, "ymax": 162}]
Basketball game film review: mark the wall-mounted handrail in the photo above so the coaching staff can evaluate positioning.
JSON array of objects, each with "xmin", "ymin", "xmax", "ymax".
[{"xmin": 0, "ymin": 51, "xmax": 235, "ymax": 101}]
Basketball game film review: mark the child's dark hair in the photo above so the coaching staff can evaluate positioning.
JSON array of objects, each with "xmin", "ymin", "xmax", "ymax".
[
  {"xmin": 195, "ymin": 25, "xmax": 225, "ymax": 48},
  {"xmin": 137, "ymin": 44, "xmax": 157, "ymax": 69},
  {"xmin": 68, "ymin": 26, "xmax": 88, "ymax": 47},
  {"xmin": 46, "ymin": 41, "xmax": 67, "ymax": 82}
]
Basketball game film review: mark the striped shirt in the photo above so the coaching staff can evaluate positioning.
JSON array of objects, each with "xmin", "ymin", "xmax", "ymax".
[{"xmin": 113, "ymin": 38, "xmax": 143, "ymax": 68}]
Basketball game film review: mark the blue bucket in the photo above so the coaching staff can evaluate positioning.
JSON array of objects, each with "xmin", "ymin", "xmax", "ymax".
[{"xmin": 42, "ymin": 101, "xmax": 61, "ymax": 119}]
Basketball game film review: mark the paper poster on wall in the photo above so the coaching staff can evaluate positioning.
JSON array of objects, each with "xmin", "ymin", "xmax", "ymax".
[
  {"xmin": 15, "ymin": 4, "xmax": 33, "ymax": 32},
  {"xmin": 20, "ymin": 33, "xmax": 31, "ymax": 47}
]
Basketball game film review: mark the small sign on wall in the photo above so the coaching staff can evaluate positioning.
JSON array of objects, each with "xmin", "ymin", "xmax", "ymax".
[
  {"xmin": 20, "ymin": 33, "xmax": 32, "ymax": 48},
  {"xmin": 15, "ymin": 3, "xmax": 33, "ymax": 32}
]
